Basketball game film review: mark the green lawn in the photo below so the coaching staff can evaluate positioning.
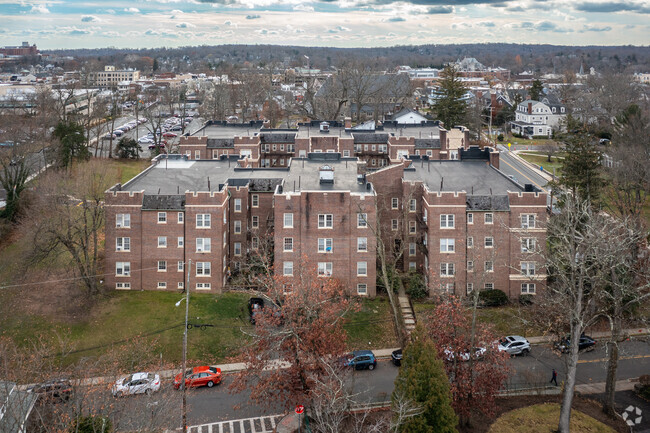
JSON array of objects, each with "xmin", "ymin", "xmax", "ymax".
[
  {"xmin": 488, "ymin": 403, "xmax": 615, "ymax": 433},
  {"xmin": 518, "ymin": 153, "xmax": 563, "ymax": 176},
  {"xmin": 344, "ymin": 296, "xmax": 397, "ymax": 349}
]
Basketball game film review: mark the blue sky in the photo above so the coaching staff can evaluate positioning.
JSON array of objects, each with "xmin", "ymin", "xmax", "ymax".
[{"xmin": 0, "ymin": 0, "xmax": 649, "ymax": 49}]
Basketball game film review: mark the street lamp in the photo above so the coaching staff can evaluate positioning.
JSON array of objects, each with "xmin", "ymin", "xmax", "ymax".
[{"xmin": 176, "ymin": 259, "xmax": 191, "ymax": 433}]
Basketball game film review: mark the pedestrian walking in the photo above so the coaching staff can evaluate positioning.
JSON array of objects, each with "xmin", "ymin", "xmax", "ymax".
[{"xmin": 550, "ymin": 368, "xmax": 558, "ymax": 386}]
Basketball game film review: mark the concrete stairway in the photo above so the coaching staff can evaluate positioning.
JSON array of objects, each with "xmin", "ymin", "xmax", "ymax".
[{"xmin": 399, "ymin": 293, "xmax": 416, "ymax": 332}]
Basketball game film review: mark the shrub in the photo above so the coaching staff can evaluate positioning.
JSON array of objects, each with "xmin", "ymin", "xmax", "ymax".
[
  {"xmin": 519, "ymin": 294, "xmax": 534, "ymax": 305},
  {"xmin": 479, "ymin": 289, "xmax": 509, "ymax": 307},
  {"xmin": 405, "ymin": 271, "xmax": 427, "ymax": 301},
  {"xmin": 71, "ymin": 415, "xmax": 112, "ymax": 433},
  {"xmin": 497, "ymin": 133, "xmax": 504, "ymax": 142}
]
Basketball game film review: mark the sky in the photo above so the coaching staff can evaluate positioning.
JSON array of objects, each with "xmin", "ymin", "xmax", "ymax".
[{"xmin": 0, "ymin": 0, "xmax": 649, "ymax": 49}]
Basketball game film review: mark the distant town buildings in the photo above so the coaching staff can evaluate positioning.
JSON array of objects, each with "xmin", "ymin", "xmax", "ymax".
[
  {"xmin": 0, "ymin": 41, "xmax": 39, "ymax": 58},
  {"xmin": 511, "ymin": 96, "xmax": 567, "ymax": 138},
  {"xmin": 92, "ymin": 65, "xmax": 140, "ymax": 88}
]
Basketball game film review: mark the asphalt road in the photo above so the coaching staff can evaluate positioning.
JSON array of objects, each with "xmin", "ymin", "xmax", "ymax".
[
  {"xmin": 497, "ymin": 147, "xmax": 552, "ymax": 193},
  {"xmin": 95, "ymin": 338, "xmax": 649, "ymax": 431}
]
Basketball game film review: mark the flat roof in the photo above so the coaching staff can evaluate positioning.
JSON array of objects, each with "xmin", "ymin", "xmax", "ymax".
[
  {"xmin": 403, "ymin": 160, "xmax": 521, "ymax": 196},
  {"xmin": 121, "ymin": 155, "xmax": 369, "ymax": 195}
]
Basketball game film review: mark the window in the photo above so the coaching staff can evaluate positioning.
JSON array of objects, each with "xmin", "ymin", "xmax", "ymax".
[
  {"xmin": 234, "ymin": 220, "xmax": 242, "ymax": 234},
  {"xmin": 423, "ymin": 209, "xmax": 427, "ymax": 222},
  {"xmin": 223, "ymin": 211, "xmax": 227, "ymax": 224},
  {"xmin": 392, "ymin": 219, "xmax": 398, "ymax": 231},
  {"xmin": 158, "ymin": 212, "xmax": 167, "ymax": 223},
  {"xmin": 234, "ymin": 198, "xmax": 242, "ymax": 212},
  {"xmin": 521, "ymin": 238, "xmax": 536, "ymax": 253},
  {"xmin": 391, "ymin": 198, "xmax": 399, "ymax": 209},
  {"xmin": 158, "ymin": 236, "xmax": 167, "ymax": 248},
  {"xmin": 521, "ymin": 262, "xmax": 536, "ymax": 276},
  {"xmin": 157, "ymin": 282, "xmax": 167, "ymax": 289},
  {"xmin": 284, "ymin": 213, "xmax": 293, "ymax": 228},
  {"xmin": 178, "ymin": 237, "xmax": 184, "ymax": 248},
  {"xmin": 116, "ymin": 262, "xmax": 130, "ymax": 276},
  {"xmin": 116, "ymin": 237, "xmax": 130, "ymax": 251},
  {"xmin": 178, "ymin": 261, "xmax": 184, "ymax": 272},
  {"xmin": 521, "ymin": 283, "xmax": 536, "ymax": 294},
  {"xmin": 409, "ymin": 242, "xmax": 416, "ymax": 256},
  {"xmin": 485, "ymin": 261, "xmax": 494, "ymax": 272},
  {"xmin": 251, "ymin": 194, "xmax": 259, "ymax": 207},
  {"xmin": 284, "ymin": 237, "xmax": 293, "ymax": 252},
  {"xmin": 467, "ymin": 236, "xmax": 474, "ymax": 248},
  {"xmin": 440, "ymin": 263, "xmax": 455, "ymax": 276},
  {"xmin": 116, "ymin": 282, "xmax": 131, "ymax": 289},
  {"xmin": 484, "ymin": 283, "xmax": 494, "ymax": 290},
  {"xmin": 196, "ymin": 238, "xmax": 211, "ymax": 253},
  {"xmin": 357, "ymin": 237, "xmax": 368, "ymax": 252},
  {"xmin": 251, "ymin": 215, "xmax": 259, "ymax": 228},
  {"xmin": 116, "ymin": 213, "xmax": 130, "ymax": 228},
  {"xmin": 521, "ymin": 214, "xmax": 536, "ymax": 229},
  {"xmin": 357, "ymin": 213, "xmax": 368, "ymax": 228},
  {"xmin": 467, "ymin": 261, "xmax": 474, "ymax": 272},
  {"xmin": 318, "ymin": 262, "xmax": 333, "ymax": 277},
  {"xmin": 343, "ymin": 150, "xmax": 350, "ymax": 157},
  {"xmin": 318, "ymin": 238, "xmax": 333, "ymax": 253},
  {"xmin": 158, "ymin": 260, "xmax": 167, "ymax": 272},
  {"xmin": 440, "ymin": 238, "xmax": 455, "ymax": 253},
  {"xmin": 178, "ymin": 212, "xmax": 184, "ymax": 223},
  {"xmin": 409, "ymin": 221, "xmax": 416, "ymax": 234},
  {"xmin": 196, "ymin": 214, "xmax": 211, "ymax": 228},
  {"xmin": 409, "ymin": 199, "xmax": 416, "ymax": 212},
  {"xmin": 484, "ymin": 213, "xmax": 493, "ymax": 224},
  {"xmin": 196, "ymin": 262, "xmax": 211, "ymax": 276},
  {"xmin": 234, "ymin": 242, "xmax": 242, "ymax": 256},
  {"xmin": 357, "ymin": 284, "xmax": 368, "ymax": 295},
  {"xmin": 252, "ymin": 237, "xmax": 259, "ymax": 250},
  {"xmin": 466, "ymin": 283, "xmax": 474, "ymax": 294},
  {"xmin": 195, "ymin": 150, "xmax": 200, "ymax": 160},
  {"xmin": 196, "ymin": 283, "xmax": 211, "ymax": 290},
  {"xmin": 467, "ymin": 213, "xmax": 473, "ymax": 224},
  {"xmin": 283, "ymin": 261, "xmax": 294, "ymax": 276},
  {"xmin": 357, "ymin": 261, "xmax": 367, "ymax": 276},
  {"xmin": 319, "ymin": 214, "xmax": 333, "ymax": 228},
  {"xmin": 178, "ymin": 282, "xmax": 184, "ymax": 289},
  {"xmin": 485, "ymin": 237, "xmax": 494, "ymax": 248},
  {"xmin": 440, "ymin": 214, "xmax": 454, "ymax": 228}
]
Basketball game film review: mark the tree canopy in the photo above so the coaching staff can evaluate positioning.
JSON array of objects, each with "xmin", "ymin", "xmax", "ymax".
[{"xmin": 434, "ymin": 66, "xmax": 467, "ymax": 129}]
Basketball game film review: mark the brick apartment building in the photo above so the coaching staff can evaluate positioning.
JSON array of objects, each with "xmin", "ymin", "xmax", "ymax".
[{"xmin": 105, "ymin": 142, "xmax": 547, "ymax": 299}]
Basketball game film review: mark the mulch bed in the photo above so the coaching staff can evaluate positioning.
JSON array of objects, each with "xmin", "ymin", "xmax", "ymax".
[{"xmin": 457, "ymin": 394, "xmax": 629, "ymax": 433}]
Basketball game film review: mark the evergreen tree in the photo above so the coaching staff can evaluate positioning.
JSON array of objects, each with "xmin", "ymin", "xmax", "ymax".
[
  {"xmin": 434, "ymin": 65, "xmax": 467, "ymax": 129},
  {"xmin": 528, "ymin": 79, "xmax": 544, "ymax": 101},
  {"xmin": 116, "ymin": 137, "xmax": 141, "ymax": 159},
  {"xmin": 392, "ymin": 327, "xmax": 457, "ymax": 433},
  {"xmin": 53, "ymin": 120, "xmax": 90, "ymax": 168}
]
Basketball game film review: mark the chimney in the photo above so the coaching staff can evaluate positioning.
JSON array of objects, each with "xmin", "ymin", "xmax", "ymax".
[
  {"xmin": 263, "ymin": 120, "xmax": 270, "ymax": 129},
  {"xmin": 344, "ymin": 117, "xmax": 352, "ymax": 129},
  {"xmin": 528, "ymin": 102, "xmax": 532, "ymax": 114},
  {"xmin": 490, "ymin": 90, "xmax": 497, "ymax": 108}
]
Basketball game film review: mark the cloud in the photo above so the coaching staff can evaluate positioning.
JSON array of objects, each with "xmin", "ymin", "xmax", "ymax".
[
  {"xmin": 507, "ymin": 5, "xmax": 525, "ymax": 11},
  {"xmin": 69, "ymin": 29, "xmax": 91, "ymax": 35},
  {"xmin": 81, "ymin": 15, "xmax": 99, "ymax": 22},
  {"xmin": 478, "ymin": 20, "xmax": 496, "ymax": 27},
  {"xmin": 145, "ymin": 29, "xmax": 160, "ymax": 36},
  {"xmin": 386, "ymin": 16, "xmax": 406, "ymax": 21},
  {"xmin": 427, "ymin": 5, "xmax": 453, "ymax": 13},
  {"xmin": 175, "ymin": 22, "xmax": 195, "ymax": 28},
  {"xmin": 30, "ymin": 4, "xmax": 49, "ymax": 13},
  {"xmin": 575, "ymin": 1, "xmax": 650, "ymax": 13},
  {"xmin": 580, "ymin": 24, "xmax": 612, "ymax": 31},
  {"xmin": 124, "ymin": 7, "xmax": 140, "ymax": 13},
  {"xmin": 246, "ymin": 14, "xmax": 261, "ymax": 19},
  {"xmin": 294, "ymin": 4, "xmax": 314, "ymax": 11},
  {"xmin": 256, "ymin": 28, "xmax": 279, "ymax": 35},
  {"xmin": 327, "ymin": 25, "xmax": 350, "ymax": 33}
]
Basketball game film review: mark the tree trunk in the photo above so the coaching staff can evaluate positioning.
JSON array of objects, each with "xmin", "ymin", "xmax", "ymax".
[
  {"xmin": 558, "ymin": 324, "xmax": 582, "ymax": 433},
  {"xmin": 603, "ymin": 314, "xmax": 621, "ymax": 417}
]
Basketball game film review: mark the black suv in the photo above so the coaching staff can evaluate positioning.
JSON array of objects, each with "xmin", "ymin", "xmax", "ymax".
[
  {"xmin": 28, "ymin": 379, "xmax": 73, "ymax": 403},
  {"xmin": 554, "ymin": 335, "xmax": 596, "ymax": 353}
]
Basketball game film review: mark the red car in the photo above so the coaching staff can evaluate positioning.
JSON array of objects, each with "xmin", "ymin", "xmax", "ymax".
[
  {"xmin": 162, "ymin": 132, "xmax": 177, "ymax": 138},
  {"xmin": 173, "ymin": 366, "xmax": 221, "ymax": 389}
]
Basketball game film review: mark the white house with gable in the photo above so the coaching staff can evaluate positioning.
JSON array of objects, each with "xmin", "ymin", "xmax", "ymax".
[{"xmin": 510, "ymin": 98, "xmax": 566, "ymax": 138}]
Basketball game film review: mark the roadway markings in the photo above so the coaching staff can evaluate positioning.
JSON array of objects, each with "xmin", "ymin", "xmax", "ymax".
[
  {"xmin": 189, "ymin": 414, "xmax": 283, "ymax": 433},
  {"xmin": 500, "ymin": 154, "xmax": 547, "ymax": 191},
  {"xmin": 577, "ymin": 354, "xmax": 650, "ymax": 364}
]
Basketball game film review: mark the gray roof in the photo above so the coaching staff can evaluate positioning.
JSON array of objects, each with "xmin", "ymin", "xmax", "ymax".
[
  {"xmin": 142, "ymin": 195, "xmax": 186, "ymax": 210},
  {"xmin": 403, "ymin": 160, "xmax": 521, "ymax": 196},
  {"xmin": 352, "ymin": 133, "xmax": 389, "ymax": 144},
  {"xmin": 206, "ymin": 138, "xmax": 234, "ymax": 148},
  {"xmin": 414, "ymin": 138, "xmax": 441, "ymax": 149},
  {"xmin": 466, "ymin": 195, "xmax": 510, "ymax": 211},
  {"xmin": 260, "ymin": 133, "xmax": 296, "ymax": 144}
]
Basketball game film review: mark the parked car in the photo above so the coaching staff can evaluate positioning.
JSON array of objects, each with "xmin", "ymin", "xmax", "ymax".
[
  {"xmin": 113, "ymin": 130, "xmax": 124, "ymax": 137},
  {"xmin": 341, "ymin": 350, "xmax": 377, "ymax": 370},
  {"xmin": 148, "ymin": 143, "xmax": 166, "ymax": 150},
  {"xmin": 112, "ymin": 372, "xmax": 160, "ymax": 397},
  {"xmin": 498, "ymin": 336, "xmax": 531, "ymax": 356},
  {"xmin": 27, "ymin": 379, "xmax": 73, "ymax": 403},
  {"xmin": 138, "ymin": 137, "xmax": 154, "ymax": 144},
  {"xmin": 248, "ymin": 297, "xmax": 265, "ymax": 324},
  {"xmin": 173, "ymin": 366, "xmax": 222, "ymax": 389},
  {"xmin": 162, "ymin": 132, "xmax": 177, "ymax": 138},
  {"xmin": 444, "ymin": 346, "xmax": 487, "ymax": 362},
  {"xmin": 170, "ymin": 125, "xmax": 183, "ymax": 132},
  {"xmin": 391, "ymin": 349, "xmax": 403, "ymax": 366},
  {"xmin": 554, "ymin": 335, "xmax": 596, "ymax": 353}
]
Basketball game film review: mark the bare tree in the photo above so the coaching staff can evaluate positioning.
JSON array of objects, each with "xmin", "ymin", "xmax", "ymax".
[{"xmin": 540, "ymin": 141, "xmax": 559, "ymax": 163}]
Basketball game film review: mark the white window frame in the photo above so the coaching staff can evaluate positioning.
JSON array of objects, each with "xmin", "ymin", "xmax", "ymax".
[
  {"xmin": 485, "ymin": 261, "xmax": 494, "ymax": 272},
  {"xmin": 391, "ymin": 219, "xmax": 398, "ymax": 231},
  {"xmin": 484, "ymin": 213, "xmax": 493, "ymax": 224},
  {"xmin": 357, "ymin": 261, "xmax": 367, "ymax": 276},
  {"xmin": 251, "ymin": 194, "xmax": 259, "ymax": 207},
  {"xmin": 196, "ymin": 283, "xmax": 211, "ymax": 290},
  {"xmin": 409, "ymin": 221, "xmax": 416, "ymax": 234},
  {"xmin": 467, "ymin": 213, "xmax": 473, "ymax": 224},
  {"xmin": 284, "ymin": 237, "xmax": 293, "ymax": 252},
  {"xmin": 196, "ymin": 238, "xmax": 211, "ymax": 253},
  {"xmin": 318, "ymin": 214, "xmax": 333, "ymax": 229},
  {"xmin": 521, "ymin": 214, "xmax": 536, "ymax": 229},
  {"xmin": 466, "ymin": 283, "xmax": 474, "ymax": 294},
  {"xmin": 196, "ymin": 262, "xmax": 211, "ymax": 276},
  {"xmin": 251, "ymin": 215, "xmax": 259, "ymax": 229},
  {"xmin": 357, "ymin": 284, "xmax": 368, "ymax": 295},
  {"xmin": 116, "ymin": 282, "xmax": 131, "ymax": 289},
  {"xmin": 409, "ymin": 242, "xmax": 416, "ymax": 257},
  {"xmin": 409, "ymin": 199, "xmax": 416, "ymax": 212},
  {"xmin": 521, "ymin": 283, "xmax": 536, "ymax": 294},
  {"xmin": 283, "ymin": 261, "xmax": 294, "ymax": 276},
  {"xmin": 116, "ymin": 213, "xmax": 130, "ymax": 228},
  {"xmin": 234, "ymin": 242, "xmax": 242, "ymax": 256},
  {"xmin": 116, "ymin": 237, "xmax": 130, "ymax": 252},
  {"xmin": 234, "ymin": 198, "xmax": 242, "ymax": 212},
  {"xmin": 158, "ymin": 212, "xmax": 167, "ymax": 223},
  {"xmin": 485, "ymin": 236, "xmax": 494, "ymax": 248},
  {"xmin": 178, "ymin": 261, "xmax": 184, "ymax": 272},
  {"xmin": 284, "ymin": 213, "xmax": 293, "ymax": 228},
  {"xmin": 158, "ymin": 260, "xmax": 167, "ymax": 272},
  {"xmin": 318, "ymin": 262, "xmax": 333, "ymax": 277},
  {"xmin": 440, "ymin": 238, "xmax": 455, "ymax": 253},
  {"xmin": 521, "ymin": 261, "xmax": 536, "ymax": 276},
  {"xmin": 357, "ymin": 213, "xmax": 368, "ymax": 228},
  {"xmin": 357, "ymin": 237, "xmax": 368, "ymax": 252},
  {"xmin": 485, "ymin": 283, "xmax": 494, "ymax": 290},
  {"xmin": 157, "ymin": 282, "xmax": 167, "ymax": 289},
  {"xmin": 116, "ymin": 262, "xmax": 130, "ymax": 276},
  {"xmin": 178, "ymin": 237, "xmax": 184, "ymax": 248},
  {"xmin": 440, "ymin": 263, "xmax": 455, "ymax": 276},
  {"xmin": 467, "ymin": 236, "xmax": 474, "ymax": 248},
  {"xmin": 318, "ymin": 238, "xmax": 333, "ymax": 253},
  {"xmin": 178, "ymin": 212, "xmax": 184, "ymax": 224},
  {"xmin": 440, "ymin": 214, "xmax": 454, "ymax": 229},
  {"xmin": 391, "ymin": 198, "xmax": 399, "ymax": 209},
  {"xmin": 158, "ymin": 236, "xmax": 167, "ymax": 248},
  {"xmin": 196, "ymin": 214, "xmax": 211, "ymax": 228},
  {"xmin": 521, "ymin": 238, "xmax": 536, "ymax": 253},
  {"xmin": 234, "ymin": 220, "xmax": 242, "ymax": 234}
]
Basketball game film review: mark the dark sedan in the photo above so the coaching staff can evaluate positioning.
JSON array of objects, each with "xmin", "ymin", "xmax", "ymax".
[
  {"xmin": 554, "ymin": 335, "xmax": 596, "ymax": 353},
  {"xmin": 391, "ymin": 349, "xmax": 403, "ymax": 366}
]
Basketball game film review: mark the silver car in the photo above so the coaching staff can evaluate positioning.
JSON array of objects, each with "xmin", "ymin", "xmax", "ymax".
[
  {"xmin": 112, "ymin": 372, "xmax": 161, "ymax": 397},
  {"xmin": 498, "ymin": 336, "xmax": 531, "ymax": 356}
]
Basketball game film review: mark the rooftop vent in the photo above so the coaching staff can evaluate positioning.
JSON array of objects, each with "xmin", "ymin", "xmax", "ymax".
[
  {"xmin": 320, "ymin": 122, "xmax": 330, "ymax": 133},
  {"xmin": 319, "ymin": 165, "xmax": 334, "ymax": 184}
]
